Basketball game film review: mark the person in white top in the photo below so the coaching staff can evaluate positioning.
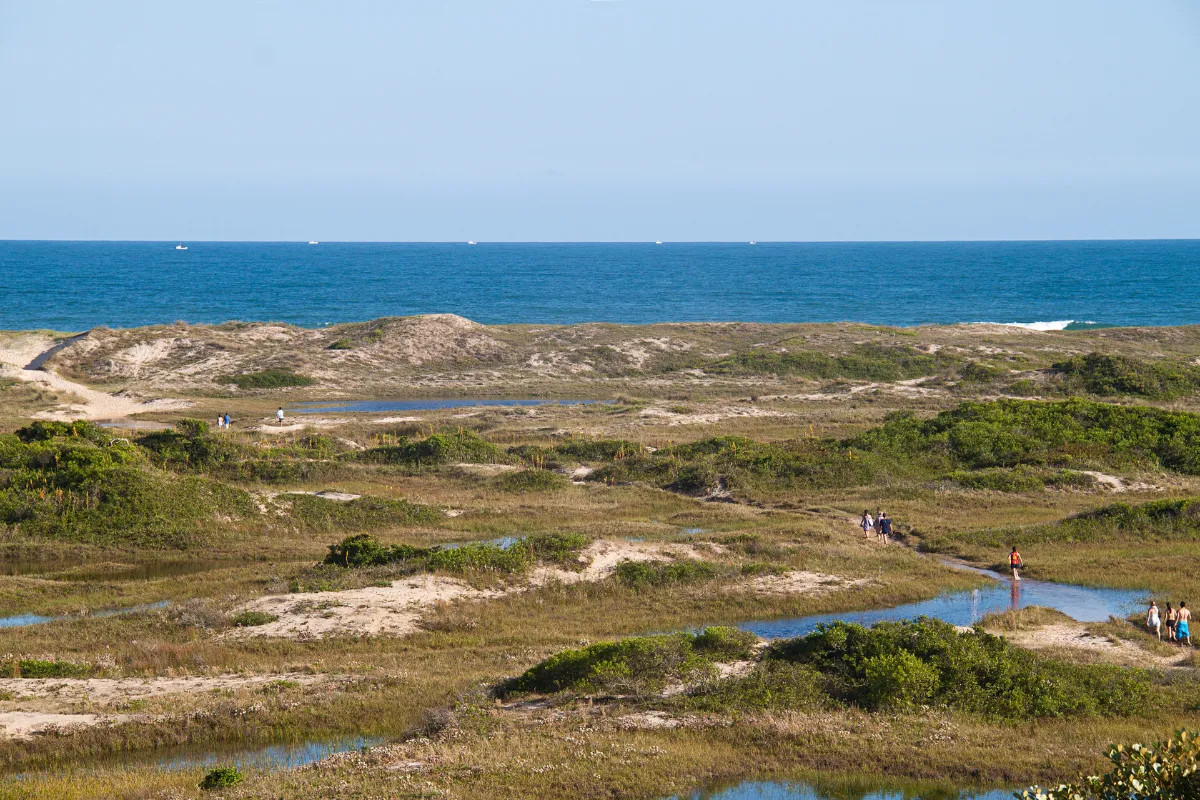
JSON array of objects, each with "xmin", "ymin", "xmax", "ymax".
[
  {"xmin": 859, "ymin": 510, "xmax": 874, "ymax": 539},
  {"xmin": 276, "ymin": 407, "xmax": 285, "ymax": 426},
  {"xmin": 1147, "ymin": 600, "xmax": 1162, "ymax": 640}
]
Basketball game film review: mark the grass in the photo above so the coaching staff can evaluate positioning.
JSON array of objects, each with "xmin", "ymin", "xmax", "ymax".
[{"xmin": 215, "ymin": 368, "xmax": 314, "ymax": 390}]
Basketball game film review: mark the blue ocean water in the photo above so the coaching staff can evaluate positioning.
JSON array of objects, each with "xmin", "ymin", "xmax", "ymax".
[{"xmin": 1, "ymin": 240, "xmax": 1198, "ymax": 330}]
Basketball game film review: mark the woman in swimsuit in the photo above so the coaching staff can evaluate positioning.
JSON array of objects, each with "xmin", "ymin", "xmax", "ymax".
[
  {"xmin": 1178, "ymin": 602, "xmax": 1192, "ymax": 646},
  {"xmin": 1166, "ymin": 603, "xmax": 1177, "ymax": 641},
  {"xmin": 1147, "ymin": 600, "xmax": 1162, "ymax": 640}
]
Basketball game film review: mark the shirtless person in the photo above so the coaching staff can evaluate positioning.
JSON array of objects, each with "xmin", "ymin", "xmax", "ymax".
[{"xmin": 1179, "ymin": 602, "xmax": 1192, "ymax": 646}]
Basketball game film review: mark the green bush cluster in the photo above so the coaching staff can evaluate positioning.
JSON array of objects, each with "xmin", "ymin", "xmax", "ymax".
[
  {"xmin": 1052, "ymin": 353, "xmax": 1200, "ymax": 400},
  {"xmin": 323, "ymin": 532, "xmax": 590, "ymax": 574},
  {"xmin": 215, "ymin": 368, "xmax": 314, "ymax": 389},
  {"xmin": 359, "ymin": 429, "xmax": 510, "ymax": 466},
  {"xmin": 706, "ymin": 343, "xmax": 960, "ymax": 381},
  {"xmin": 853, "ymin": 399, "xmax": 1200, "ymax": 474},
  {"xmin": 231, "ymin": 611, "xmax": 278, "ymax": 627},
  {"xmin": 285, "ymin": 494, "xmax": 440, "ymax": 534},
  {"xmin": 199, "ymin": 767, "xmax": 244, "ymax": 790},
  {"xmin": 498, "ymin": 627, "xmax": 755, "ymax": 697},
  {"xmin": 768, "ymin": 619, "xmax": 1149, "ymax": 717},
  {"xmin": 930, "ymin": 498, "xmax": 1200, "ymax": 551},
  {"xmin": 0, "ymin": 429, "xmax": 256, "ymax": 547},
  {"xmin": 614, "ymin": 559, "xmax": 719, "ymax": 588},
  {"xmin": 491, "ymin": 469, "xmax": 570, "ymax": 493},
  {"xmin": 1023, "ymin": 729, "xmax": 1200, "ymax": 800},
  {"xmin": 942, "ymin": 466, "xmax": 1095, "ymax": 492},
  {"xmin": 1, "ymin": 658, "xmax": 93, "ymax": 678}
]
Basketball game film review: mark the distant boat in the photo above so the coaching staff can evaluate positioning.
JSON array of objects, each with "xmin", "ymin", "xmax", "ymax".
[
  {"xmin": 655, "ymin": 241, "xmax": 663, "ymax": 245},
  {"xmin": 468, "ymin": 241, "xmax": 477, "ymax": 245},
  {"xmin": 308, "ymin": 241, "xmax": 319, "ymax": 245},
  {"xmin": 749, "ymin": 241, "xmax": 756, "ymax": 245},
  {"xmin": 175, "ymin": 244, "xmax": 188, "ymax": 250}
]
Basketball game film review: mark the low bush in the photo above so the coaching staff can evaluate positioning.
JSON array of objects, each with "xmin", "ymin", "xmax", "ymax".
[
  {"xmin": 499, "ymin": 629, "xmax": 742, "ymax": 697},
  {"xmin": 1022, "ymin": 729, "xmax": 1200, "ymax": 800},
  {"xmin": 1052, "ymin": 352, "xmax": 1200, "ymax": 400},
  {"xmin": 324, "ymin": 534, "xmax": 434, "ymax": 567},
  {"xmin": 1, "ymin": 659, "xmax": 93, "ymax": 678},
  {"xmin": 942, "ymin": 466, "xmax": 1095, "ymax": 492},
  {"xmin": 216, "ymin": 368, "xmax": 314, "ymax": 390},
  {"xmin": 323, "ymin": 532, "xmax": 588, "ymax": 574},
  {"xmin": 705, "ymin": 343, "xmax": 959, "ymax": 382},
  {"xmin": 768, "ymin": 618, "xmax": 1151, "ymax": 719},
  {"xmin": 492, "ymin": 469, "xmax": 570, "ymax": 493},
  {"xmin": 200, "ymin": 767, "xmax": 244, "ymax": 790},
  {"xmin": 231, "ymin": 611, "xmax": 278, "ymax": 627},
  {"xmin": 359, "ymin": 429, "xmax": 510, "ymax": 466},
  {"xmin": 286, "ymin": 494, "xmax": 440, "ymax": 533},
  {"xmin": 614, "ymin": 559, "xmax": 719, "ymax": 588}
]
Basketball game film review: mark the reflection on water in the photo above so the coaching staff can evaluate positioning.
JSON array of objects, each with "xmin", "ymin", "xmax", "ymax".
[
  {"xmin": 147, "ymin": 736, "xmax": 383, "ymax": 773},
  {"xmin": 0, "ymin": 601, "xmax": 170, "ymax": 630},
  {"xmin": 290, "ymin": 398, "xmax": 607, "ymax": 413},
  {"xmin": 738, "ymin": 564, "xmax": 1145, "ymax": 640},
  {"xmin": 670, "ymin": 780, "xmax": 1012, "ymax": 800}
]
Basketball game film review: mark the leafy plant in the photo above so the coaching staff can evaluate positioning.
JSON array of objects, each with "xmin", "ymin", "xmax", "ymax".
[
  {"xmin": 216, "ymin": 368, "xmax": 314, "ymax": 389},
  {"xmin": 1022, "ymin": 729, "xmax": 1200, "ymax": 800},
  {"xmin": 199, "ymin": 767, "xmax": 244, "ymax": 790},
  {"xmin": 231, "ymin": 611, "xmax": 278, "ymax": 627}
]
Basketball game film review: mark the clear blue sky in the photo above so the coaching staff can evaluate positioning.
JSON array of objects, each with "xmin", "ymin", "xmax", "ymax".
[{"xmin": 2, "ymin": 0, "xmax": 1198, "ymax": 241}]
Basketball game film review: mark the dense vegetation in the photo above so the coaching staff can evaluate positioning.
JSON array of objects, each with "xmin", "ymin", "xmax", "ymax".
[
  {"xmin": 324, "ymin": 532, "xmax": 589, "ymax": 574},
  {"xmin": 0, "ymin": 422, "xmax": 255, "ymax": 547},
  {"xmin": 504, "ymin": 620, "xmax": 1162, "ymax": 722},
  {"xmin": 359, "ymin": 429, "xmax": 511, "ymax": 466},
  {"xmin": 215, "ymin": 368, "xmax": 314, "ymax": 390},
  {"xmin": 498, "ymin": 627, "xmax": 758, "ymax": 696},
  {"xmin": 925, "ymin": 497, "xmax": 1200, "ymax": 551},
  {"xmin": 1023, "ymin": 729, "xmax": 1200, "ymax": 800},
  {"xmin": 1051, "ymin": 353, "xmax": 1200, "ymax": 400},
  {"xmin": 705, "ymin": 343, "xmax": 960, "ymax": 381}
]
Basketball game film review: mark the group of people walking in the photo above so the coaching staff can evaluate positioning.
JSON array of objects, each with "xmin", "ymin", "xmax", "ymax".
[
  {"xmin": 216, "ymin": 412, "xmax": 232, "ymax": 429},
  {"xmin": 859, "ymin": 510, "xmax": 892, "ymax": 545},
  {"xmin": 1147, "ymin": 600, "xmax": 1192, "ymax": 645}
]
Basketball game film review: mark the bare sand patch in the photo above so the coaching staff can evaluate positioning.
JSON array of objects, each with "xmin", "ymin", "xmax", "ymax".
[
  {"xmin": 735, "ymin": 570, "xmax": 869, "ymax": 596},
  {"xmin": 1078, "ymin": 470, "xmax": 1159, "ymax": 493},
  {"xmin": 992, "ymin": 622, "xmax": 1186, "ymax": 668},
  {"xmin": 0, "ymin": 711, "xmax": 139, "ymax": 739},
  {"xmin": 228, "ymin": 575, "xmax": 504, "ymax": 640},
  {"xmin": 0, "ymin": 673, "xmax": 323, "ymax": 712}
]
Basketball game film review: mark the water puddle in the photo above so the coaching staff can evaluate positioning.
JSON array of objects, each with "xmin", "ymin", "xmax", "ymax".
[
  {"xmin": 0, "ymin": 601, "xmax": 169, "ymax": 630},
  {"xmin": 290, "ymin": 398, "xmax": 607, "ymax": 414},
  {"xmin": 668, "ymin": 779, "xmax": 1010, "ymax": 800},
  {"xmin": 0, "ymin": 559, "xmax": 234, "ymax": 582},
  {"xmin": 441, "ymin": 536, "xmax": 522, "ymax": 550},
  {"xmin": 737, "ymin": 562, "xmax": 1145, "ymax": 640},
  {"xmin": 13, "ymin": 736, "xmax": 383, "ymax": 780}
]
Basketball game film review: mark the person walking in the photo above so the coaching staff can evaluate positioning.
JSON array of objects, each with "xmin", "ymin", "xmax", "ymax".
[
  {"xmin": 217, "ymin": 414, "xmax": 224, "ymax": 429},
  {"xmin": 877, "ymin": 512, "xmax": 892, "ymax": 545},
  {"xmin": 1147, "ymin": 600, "xmax": 1162, "ymax": 640},
  {"xmin": 860, "ymin": 511, "xmax": 874, "ymax": 539},
  {"xmin": 276, "ymin": 407, "xmax": 285, "ymax": 426},
  {"xmin": 1009, "ymin": 547, "xmax": 1023, "ymax": 581},
  {"xmin": 1179, "ymin": 602, "xmax": 1192, "ymax": 646},
  {"xmin": 223, "ymin": 412, "xmax": 231, "ymax": 429},
  {"xmin": 1166, "ymin": 603, "xmax": 1177, "ymax": 641}
]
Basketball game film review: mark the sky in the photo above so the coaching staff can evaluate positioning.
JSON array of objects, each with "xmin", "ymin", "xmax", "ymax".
[{"xmin": 1, "ymin": 0, "xmax": 1199, "ymax": 241}]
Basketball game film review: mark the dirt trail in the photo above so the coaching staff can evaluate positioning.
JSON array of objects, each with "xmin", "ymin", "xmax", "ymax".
[{"xmin": 0, "ymin": 334, "xmax": 190, "ymax": 421}]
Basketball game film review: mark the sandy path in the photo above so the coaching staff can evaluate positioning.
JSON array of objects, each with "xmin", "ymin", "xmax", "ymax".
[
  {"xmin": 993, "ymin": 622, "xmax": 1186, "ymax": 668},
  {"xmin": 0, "ymin": 333, "xmax": 190, "ymax": 421},
  {"xmin": 0, "ymin": 711, "xmax": 140, "ymax": 739}
]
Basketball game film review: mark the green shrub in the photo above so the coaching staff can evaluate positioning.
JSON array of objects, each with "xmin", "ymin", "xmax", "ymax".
[
  {"xmin": 286, "ymin": 494, "xmax": 440, "ymax": 533},
  {"xmin": 705, "ymin": 343, "xmax": 958, "ymax": 381},
  {"xmin": 692, "ymin": 626, "xmax": 758, "ymax": 660},
  {"xmin": 1022, "ymin": 729, "xmax": 1200, "ymax": 800},
  {"xmin": 231, "ymin": 611, "xmax": 278, "ymax": 627},
  {"xmin": 1, "ymin": 659, "xmax": 93, "ymax": 678},
  {"xmin": 359, "ymin": 429, "xmax": 509, "ymax": 466},
  {"xmin": 324, "ymin": 534, "xmax": 434, "ymax": 567},
  {"xmin": 768, "ymin": 618, "xmax": 1150, "ymax": 719},
  {"xmin": 957, "ymin": 361, "xmax": 1003, "ymax": 382},
  {"xmin": 327, "ymin": 339, "xmax": 353, "ymax": 350},
  {"xmin": 216, "ymin": 368, "xmax": 314, "ymax": 390},
  {"xmin": 425, "ymin": 542, "xmax": 532, "ymax": 574},
  {"xmin": 551, "ymin": 438, "xmax": 644, "ymax": 462},
  {"xmin": 500, "ymin": 631, "xmax": 735, "ymax": 697},
  {"xmin": 682, "ymin": 660, "xmax": 825, "ymax": 712},
  {"xmin": 942, "ymin": 466, "xmax": 1094, "ymax": 492},
  {"xmin": 861, "ymin": 651, "xmax": 939, "ymax": 710},
  {"xmin": 15, "ymin": 420, "xmax": 105, "ymax": 444},
  {"xmin": 199, "ymin": 767, "xmax": 244, "ymax": 790},
  {"xmin": 525, "ymin": 532, "xmax": 590, "ymax": 565},
  {"xmin": 1052, "ymin": 352, "xmax": 1200, "ymax": 399},
  {"xmin": 614, "ymin": 559, "xmax": 718, "ymax": 588},
  {"xmin": 176, "ymin": 418, "xmax": 210, "ymax": 437},
  {"xmin": 492, "ymin": 469, "xmax": 570, "ymax": 493}
]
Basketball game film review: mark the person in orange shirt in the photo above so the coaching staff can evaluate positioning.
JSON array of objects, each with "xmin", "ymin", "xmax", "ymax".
[{"xmin": 1009, "ymin": 547, "xmax": 1023, "ymax": 581}]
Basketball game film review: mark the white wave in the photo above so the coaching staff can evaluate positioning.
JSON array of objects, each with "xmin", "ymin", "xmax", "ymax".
[{"xmin": 971, "ymin": 320, "xmax": 1095, "ymax": 331}]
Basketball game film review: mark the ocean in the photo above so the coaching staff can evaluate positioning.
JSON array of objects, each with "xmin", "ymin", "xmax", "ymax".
[{"xmin": 1, "ymin": 240, "xmax": 1197, "ymax": 331}]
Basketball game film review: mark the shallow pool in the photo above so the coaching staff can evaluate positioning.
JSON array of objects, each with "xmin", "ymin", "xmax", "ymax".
[{"xmin": 738, "ymin": 563, "xmax": 1146, "ymax": 640}]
